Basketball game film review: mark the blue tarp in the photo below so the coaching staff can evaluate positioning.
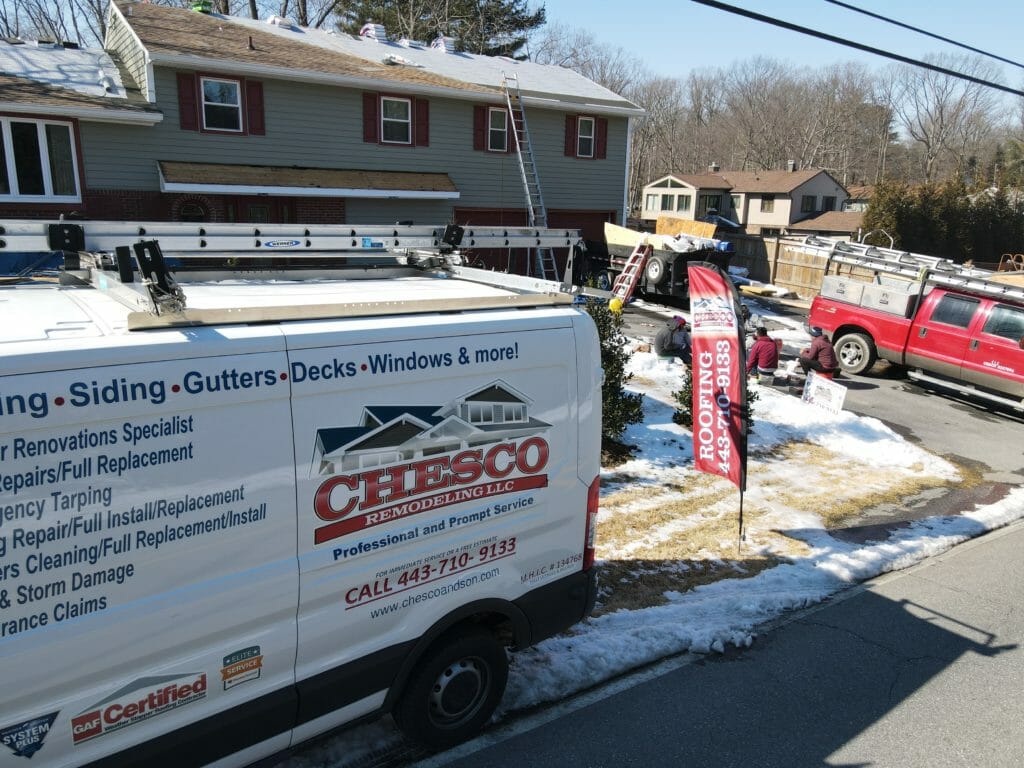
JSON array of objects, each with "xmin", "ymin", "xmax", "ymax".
[{"xmin": 0, "ymin": 252, "xmax": 62, "ymax": 276}]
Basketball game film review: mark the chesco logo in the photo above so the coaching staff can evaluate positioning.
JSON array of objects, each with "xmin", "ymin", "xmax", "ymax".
[
  {"xmin": 313, "ymin": 438, "xmax": 549, "ymax": 544},
  {"xmin": 72, "ymin": 674, "xmax": 207, "ymax": 744}
]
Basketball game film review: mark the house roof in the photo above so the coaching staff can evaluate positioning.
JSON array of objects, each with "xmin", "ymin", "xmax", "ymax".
[
  {"xmin": 718, "ymin": 168, "xmax": 829, "ymax": 194},
  {"xmin": 786, "ymin": 210, "xmax": 864, "ymax": 234},
  {"xmin": 845, "ymin": 184, "xmax": 874, "ymax": 200},
  {"xmin": 157, "ymin": 161, "xmax": 459, "ymax": 199},
  {"xmin": 0, "ymin": 42, "xmax": 160, "ymax": 123},
  {"xmin": 112, "ymin": 2, "xmax": 642, "ymax": 115},
  {"xmin": 671, "ymin": 173, "xmax": 731, "ymax": 190}
]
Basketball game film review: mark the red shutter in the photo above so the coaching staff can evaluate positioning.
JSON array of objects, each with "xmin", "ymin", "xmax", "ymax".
[
  {"xmin": 473, "ymin": 105, "xmax": 486, "ymax": 151},
  {"xmin": 564, "ymin": 114, "xmax": 577, "ymax": 157},
  {"xmin": 414, "ymin": 98, "xmax": 429, "ymax": 146},
  {"xmin": 595, "ymin": 117, "xmax": 608, "ymax": 160},
  {"xmin": 177, "ymin": 73, "xmax": 198, "ymax": 131},
  {"xmin": 362, "ymin": 93, "xmax": 379, "ymax": 143},
  {"xmin": 245, "ymin": 80, "xmax": 265, "ymax": 135},
  {"xmin": 506, "ymin": 109, "xmax": 515, "ymax": 154}
]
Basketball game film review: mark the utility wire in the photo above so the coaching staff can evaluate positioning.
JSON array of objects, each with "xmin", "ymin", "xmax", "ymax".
[
  {"xmin": 690, "ymin": 0, "xmax": 1024, "ymax": 98},
  {"xmin": 825, "ymin": 0, "xmax": 1024, "ymax": 71}
]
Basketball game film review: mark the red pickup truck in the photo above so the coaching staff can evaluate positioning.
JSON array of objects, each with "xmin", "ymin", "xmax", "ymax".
[{"xmin": 805, "ymin": 240, "xmax": 1024, "ymax": 412}]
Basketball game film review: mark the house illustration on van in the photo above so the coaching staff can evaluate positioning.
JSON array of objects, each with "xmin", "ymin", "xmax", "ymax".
[{"xmin": 312, "ymin": 380, "xmax": 550, "ymax": 476}]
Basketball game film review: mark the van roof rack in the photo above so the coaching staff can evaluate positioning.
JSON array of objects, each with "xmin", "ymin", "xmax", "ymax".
[{"xmin": 0, "ymin": 219, "xmax": 591, "ymax": 330}]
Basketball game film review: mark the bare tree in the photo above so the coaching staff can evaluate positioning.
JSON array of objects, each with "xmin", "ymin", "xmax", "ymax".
[{"xmin": 890, "ymin": 53, "xmax": 1002, "ymax": 183}]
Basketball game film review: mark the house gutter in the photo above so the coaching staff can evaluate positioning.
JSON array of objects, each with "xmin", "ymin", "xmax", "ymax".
[{"xmin": 0, "ymin": 103, "xmax": 162, "ymax": 125}]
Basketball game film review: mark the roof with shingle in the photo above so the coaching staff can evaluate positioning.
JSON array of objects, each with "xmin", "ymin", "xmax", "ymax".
[
  {"xmin": 787, "ymin": 210, "xmax": 864, "ymax": 233},
  {"xmin": 718, "ymin": 168, "xmax": 830, "ymax": 194},
  {"xmin": 114, "ymin": 1, "xmax": 495, "ymax": 96},
  {"xmin": 0, "ymin": 41, "xmax": 157, "ymax": 119}
]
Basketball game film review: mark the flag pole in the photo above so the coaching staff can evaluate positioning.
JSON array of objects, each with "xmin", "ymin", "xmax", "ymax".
[{"xmin": 737, "ymin": 488, "xmax": 745, "ymax": 555}]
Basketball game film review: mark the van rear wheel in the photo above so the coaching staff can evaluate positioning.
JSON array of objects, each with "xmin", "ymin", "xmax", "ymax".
[
  {"xmin": 394, "ymin": 627, "xmax": 508, "ymax": 749},
  {"xmin": 834, "ymin": 332, "xmax": 877, "ymax": 375}
]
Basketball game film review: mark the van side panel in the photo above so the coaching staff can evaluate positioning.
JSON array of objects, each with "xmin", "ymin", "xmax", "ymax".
[
  {"xmin": 284, "ymin": 311, "xmax": 590, "ymax": 727},
  {"xmin": 0, "ymin": 344, "xmax": 299, "ymax": 767}
]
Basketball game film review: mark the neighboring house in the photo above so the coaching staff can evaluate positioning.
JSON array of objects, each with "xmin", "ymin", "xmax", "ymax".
[
  {"xmin": 0, "ymin": 1, "xmax": 642, "ymax": 243},
  {"xmin": 640, "ymin": 164, "xmax": 849, "ymax": 237}
]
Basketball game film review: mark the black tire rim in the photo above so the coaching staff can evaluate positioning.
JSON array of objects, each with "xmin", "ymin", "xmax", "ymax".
[{"xmin": 427, "ymin": 656, "xmax": 490, "ymax": 728}]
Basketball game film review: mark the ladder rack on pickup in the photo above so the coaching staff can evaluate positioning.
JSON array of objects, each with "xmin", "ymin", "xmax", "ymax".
[
  {"xmin": 1, "ymin": 220, "xmax": 589, "ymax": 331},
  {"xmin": 804, "ymin": 235, "xmax": 1024, "ymax": 304}
]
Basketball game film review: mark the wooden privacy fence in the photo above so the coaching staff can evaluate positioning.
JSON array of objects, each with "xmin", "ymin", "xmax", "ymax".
[{"xmin": 725, "ymin": 235, "xmax": 831, "ymax": 298}]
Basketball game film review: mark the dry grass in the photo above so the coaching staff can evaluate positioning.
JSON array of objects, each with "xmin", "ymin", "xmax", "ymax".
[{"xmin": 591, "ymin": 437, "xmax": 963, "ymax": 617}]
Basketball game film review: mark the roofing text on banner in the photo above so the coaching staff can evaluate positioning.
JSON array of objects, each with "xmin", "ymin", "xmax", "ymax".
[{"xmin": 686, "ymin": 263, "xmax": 748, "ymax": 491}]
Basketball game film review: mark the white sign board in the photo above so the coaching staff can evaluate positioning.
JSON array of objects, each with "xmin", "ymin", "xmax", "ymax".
[{"xmin": 801, "ymin": 371, "xmax": 848, "ymax": 414}]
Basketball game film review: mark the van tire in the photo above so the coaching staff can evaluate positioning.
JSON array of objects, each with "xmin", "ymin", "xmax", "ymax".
[
  {"xmin": 394, "ymin": 626, "xmax": 508, "ymax": 748},
  {"xmin": 834, "ymin": 332, "xmax": 877, "ymax": 375}
]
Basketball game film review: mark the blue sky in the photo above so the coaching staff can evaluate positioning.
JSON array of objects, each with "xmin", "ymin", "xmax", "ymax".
[{"xmin": 542, "ymin": 0, "xmax": 1024, "ymax": 88}]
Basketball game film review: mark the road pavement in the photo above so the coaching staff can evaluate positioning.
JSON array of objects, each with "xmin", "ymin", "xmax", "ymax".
[{"xmin": 421, "ymin": 519, "xmax": 1024, "ymax": 768}]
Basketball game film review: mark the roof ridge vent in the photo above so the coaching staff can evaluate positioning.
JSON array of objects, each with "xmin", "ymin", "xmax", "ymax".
[
  {"xmin": 360, "ymin": 22, "xmax": 387, "ymax": 42},
  {"xmin": 397, "ymin": 37, "xmax": 423, "ymax": 49},
  {"xmin": 429, "ymin": 35, "xmax": 455, "ymax": 53}
]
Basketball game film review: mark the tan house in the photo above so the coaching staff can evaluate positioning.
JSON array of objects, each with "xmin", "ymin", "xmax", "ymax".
[{"xmin": 640, "ymin": 165, "xmax": 850, "ymax": 236}]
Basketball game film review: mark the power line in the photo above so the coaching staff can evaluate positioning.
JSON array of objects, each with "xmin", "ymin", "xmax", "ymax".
[
  {"xmin": 825, "ymin": 0, "xmax": 1024, "ymax": 71},
  {"xmin": 690, "ymin": 0, "xmax": 1024, "ymax": 98}
]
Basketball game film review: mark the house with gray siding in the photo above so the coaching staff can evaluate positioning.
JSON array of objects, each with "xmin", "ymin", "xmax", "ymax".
[{"xmin": 0, "ymin": 1, "xmax": 641, "ymax": 247}]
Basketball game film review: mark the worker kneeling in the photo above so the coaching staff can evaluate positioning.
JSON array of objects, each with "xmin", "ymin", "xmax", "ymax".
[
  {"xmin": 654, "ymin": 316, "xmax": 692, "ymax": 365},
  {"xmin": 746, "ymin": 327, "xmax": 779, "ymax": 384}
]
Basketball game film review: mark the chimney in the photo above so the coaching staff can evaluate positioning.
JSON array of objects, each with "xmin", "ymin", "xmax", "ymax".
[
  {"xmin": 787, "ymin": 160, "xmax": 796, "ymax": 172},
  {"xmin": 708, "ymin": 162, "xmax": 720, "ymax": 173}
]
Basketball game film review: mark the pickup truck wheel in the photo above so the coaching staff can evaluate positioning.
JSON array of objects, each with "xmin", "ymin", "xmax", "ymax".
[
  {"xmin": 834, "ymin": 332, "xmax": 877, "ymax": 375},
  {"xmin": 394, "ymin": 627, "xmax": 508, "ymax": 749}
]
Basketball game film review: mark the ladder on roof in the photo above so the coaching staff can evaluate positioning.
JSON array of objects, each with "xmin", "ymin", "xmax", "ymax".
[
  {"xmin": 502, "ymin": 73, "xmax": 559, "ymax": 283},
  {"xmin": 805, "ymin": 235, "xmax": 1024, "ymax": 304},
  {"xmin": 610, "ymin": 242, "xmax": 651, "ymax": 306}
]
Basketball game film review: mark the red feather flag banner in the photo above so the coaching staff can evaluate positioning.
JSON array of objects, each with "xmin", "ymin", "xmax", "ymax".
[{"xmin": 687, "ymin": 263, "xmax": 748, "ymax": 500}]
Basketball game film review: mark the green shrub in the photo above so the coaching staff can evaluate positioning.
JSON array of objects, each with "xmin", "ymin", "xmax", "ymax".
[{"xmin": 580, "ymin": 299, "xmax": 644, "ymax": 452}]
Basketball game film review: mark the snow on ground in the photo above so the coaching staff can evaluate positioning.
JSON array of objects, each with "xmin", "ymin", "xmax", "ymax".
[{"xmin": 280, "ymin": 296, "xmax": 1024, "ymax": 767}]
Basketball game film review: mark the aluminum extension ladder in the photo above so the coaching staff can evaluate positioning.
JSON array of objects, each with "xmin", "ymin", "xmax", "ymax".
[{"xmin": 503, "ymin": 73, "xmax": 558, "ymax": 282}]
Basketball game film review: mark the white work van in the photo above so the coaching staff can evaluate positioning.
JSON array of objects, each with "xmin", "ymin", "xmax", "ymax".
[{"xmin": 0, "ymin": 222, "xmax": 601, "ymax": 766}]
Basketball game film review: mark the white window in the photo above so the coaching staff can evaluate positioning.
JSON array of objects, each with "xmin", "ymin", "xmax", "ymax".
[
  {"xmin": 381, "ymin": 97, "xmax": 412, "ymax": 144},
  {"xmin": 577, "ymin": 116, "xmax": 595, "ymax": 158},
  {"xmin": 676, "ymin": 195, "xmax": 692, "ymax": 212},
  {"xmin": 488, "ymin": 108, "xmax": 508, "ymax": 152},
  {"xmin": 0, "ymin": 117, "xmax": 80, "ymax": 202},
  {"xmin": 661, "ymin": 194, "xmax": 674, "ymax": 211},
  {"xmin": 201, "ymin": 77, "xmax": 243, "ymax": 132},
  {"xmin": 645, "ymin": 194, "xmax": 658, "ymax": 211}
]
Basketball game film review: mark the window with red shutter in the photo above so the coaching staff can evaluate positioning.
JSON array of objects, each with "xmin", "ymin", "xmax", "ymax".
[
  {"xmin": 177, "ymin": 73, "xmax": 199, "ymax": 131},
  {"xmin": 245, "ymin": 81, "xmax": 265, "ymax": 135},
  {"xmin": 414, "ymin": 98, "xmax": 429, "ymax": 146},
  {"xmin": 363, "ymin": 93, "xmax": 379, "ymax": 143}
]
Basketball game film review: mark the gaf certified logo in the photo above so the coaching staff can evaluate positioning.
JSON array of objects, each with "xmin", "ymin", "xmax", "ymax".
[
  {"xmin": 71, "ymin": 673, "xmax": 207, "ymax": 745},
  {"xmin": 0, "ymin": 712, "xmax": 58, "ymax": 759}
]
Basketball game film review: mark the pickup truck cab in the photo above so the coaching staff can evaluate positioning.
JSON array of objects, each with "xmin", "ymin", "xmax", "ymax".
[{"xmin": 805, "ymin": 238, "xmax": 1024, "ymax": 412}]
